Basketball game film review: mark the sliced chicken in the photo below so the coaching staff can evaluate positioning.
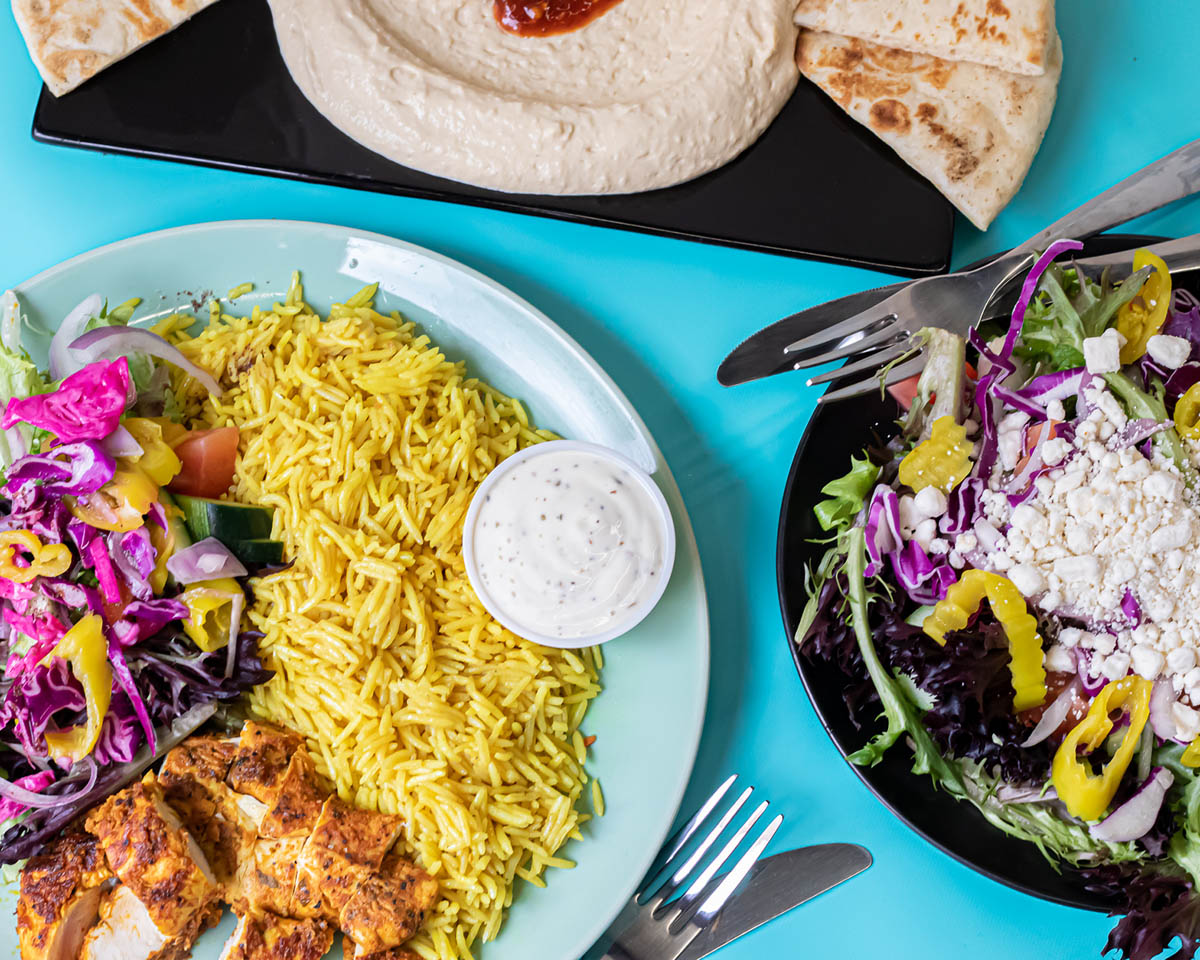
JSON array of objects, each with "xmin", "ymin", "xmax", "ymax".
[
  {"xmin": 308, "ymin": 796, "xmax": 404, "ymax": 869},
  {"xmin": 251, "ymin": 754, "xmax": 326, "ymax": 840},
  {"xmin": 218, "ymin": 912, "xmax": 333, "ymax": 960},
  {"xmin": 336, "ymin": 852, "xmax": 438, "ymax": 954},
  {"xmin": 291, "ymin": 842, "xmax": 371, "ymax": 920},
  {"xmin": 160, "ymin": 737, "xmax": 256, "ymax": 896},
  {"xmin": 86, "ymin": 774, "xmax": 220, "ymax": 938},
  {"xmin": 288, "ymin": 796, "xmax": 405, "ymax": 920},
  {"xmin": 226, "ymin": 722, "xmax": 309, "ymax": 804},
  {"xmin": 235, "ymin": 836, "xmax": 306, "ymax": 917},
  {"xmin": 342, "ymin": 938, "xmax": 423, "ymax": 960},
  {"xmin": 17, "ymin": 831, "xmax": 114, "ymax": 960},
  {"xmin": 80, "ymin": 885, "xmax": 220, "ymax": 960}
]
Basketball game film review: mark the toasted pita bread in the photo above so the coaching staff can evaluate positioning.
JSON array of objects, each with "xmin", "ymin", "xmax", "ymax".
[
  {"xmin": 794, "ymin": 0, "xmax": 1055, "ymax": 76},
  {"xmin": 797, "ymin": 29, "xmax": 1061, "ymax": 230},
  {"xmin": 12, "ymin": 0, "xmax": 222, "ymax": 97}
]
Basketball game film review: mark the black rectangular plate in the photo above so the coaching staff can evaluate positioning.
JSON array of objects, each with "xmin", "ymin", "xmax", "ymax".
[{"xmin": 31, "ymin": 0, "xmax": 954, "ymax": 276}]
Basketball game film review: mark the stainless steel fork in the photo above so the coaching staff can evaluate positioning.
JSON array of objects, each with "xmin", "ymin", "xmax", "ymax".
[
  {"xmin": 781, "ymin": 137, "xmax": 1200, "ymax": 402},
  {"xmin": 596, "ymin": 775, "xmax": 782, "ymax": 960}
]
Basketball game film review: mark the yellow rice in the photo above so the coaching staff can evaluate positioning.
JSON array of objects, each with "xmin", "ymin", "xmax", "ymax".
[{"xmin": 170, "ymin": 275, "xmax": 603, "ymax": 960}]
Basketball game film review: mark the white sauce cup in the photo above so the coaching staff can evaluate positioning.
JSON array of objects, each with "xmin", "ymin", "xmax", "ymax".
[{"xmin": 462, "ymin": 439, "xmax": 676, "ymax": 648}]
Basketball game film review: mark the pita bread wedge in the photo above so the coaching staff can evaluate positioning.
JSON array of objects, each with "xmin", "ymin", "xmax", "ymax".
[
  {"xmin": 797, "ymin": 29, "xmax": 1061, "ymax": 230},
  {"xmin": 12, "ymin": 0, "xmax": 222, "ymax": 97},
  {"xmin": 794, "ymin": 0, "xmax": 1055, "ymax": 76}
]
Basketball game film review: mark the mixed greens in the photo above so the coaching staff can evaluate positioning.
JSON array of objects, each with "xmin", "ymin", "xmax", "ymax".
[
  {"xmin": 0, "ymin": 293, "xmax": 282, "ymax": 868},
  {"xmin": 801, "ymin": 244, "xmax": 1200, "ymax": 959}
]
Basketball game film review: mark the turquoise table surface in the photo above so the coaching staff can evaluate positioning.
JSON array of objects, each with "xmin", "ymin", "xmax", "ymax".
[{"xmin": 2, "ymin": 3, "xmax": 1200, "ymax": 958}]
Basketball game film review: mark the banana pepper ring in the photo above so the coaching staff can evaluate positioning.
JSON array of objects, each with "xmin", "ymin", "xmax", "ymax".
[
  {"xmin": 898, "ymin": 415, "xmax": 973, "ymax": 494},
  {"xmin": 1051, "ymin": 675, "xmax": 1152, "ymax": 821},
  {"xmin": 922, "ymin": 569, "xmax": 1047, "ymax": 712},
  {"xmin": 0, "ymin": 530, "xmax": 73, "ymax": 584}
]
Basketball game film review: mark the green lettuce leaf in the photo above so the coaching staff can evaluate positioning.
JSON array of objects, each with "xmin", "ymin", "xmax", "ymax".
[{"xmin": 813, "ymin": 455, "xmax": 879, "ymax": 533}]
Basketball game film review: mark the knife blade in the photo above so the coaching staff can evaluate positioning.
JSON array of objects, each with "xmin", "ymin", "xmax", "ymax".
[
  {"xmin": 676, "ymin": 843, "xmax": 872, "ymax": 960},
  {"xmin": 717, "ymin": 233, "xmax": 1200, "ymax": 388},
  {"xmin": 717, "ymin": 283, "xmax": 904, "ymax": 387}
]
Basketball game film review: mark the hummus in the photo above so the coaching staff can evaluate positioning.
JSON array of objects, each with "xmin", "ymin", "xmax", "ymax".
[{"xmin": 268, "ymin": 0, "xmax": 800, "ymax": 195}]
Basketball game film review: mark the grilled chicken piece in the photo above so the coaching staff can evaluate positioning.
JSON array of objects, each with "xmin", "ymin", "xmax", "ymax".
[
  {"xmin": 291, "ymin": 843, "xmax": 370, "ymax": 920},
  {"xmin": 236, "ymin": 837, "xmax": 306, "ymax": 917},
  {"xmin": 86, "ymin": 774, "xmax": 220, "ymax": 938},
  {"xmin": 226, "ymin": 722, "xmax": 309, "ymax": 804},
  {"xmin": 81, "ymin": 885, "xmax": 221, "ymax": 960},
  {"xmin": 253, "ymin": 754, "xmax": 326, "ymax": 839},
  {"xmin": 18, "ymin": 831, "xmax": 114, "ymax": 960},
  {"xmin": 337, "ymin": 852, "xmax": 438, "ymax": 954},
  {"xmin": 289, "ymin": 796, "xmax": 406, "ymax": 920},
  {"xmin": 217, "ymin": 912, "xmax": 333, "ymax": 960},
  {"xmin": 160, "ymin": 737, "xmax": 256, "ymax": 895},
  {"xmin": 342, "ymin": 939, "xmax": 423, "ymax": 960},
  {"xmin": 309, "ymin": 797, "xmax": 404, "ymax": 869}
]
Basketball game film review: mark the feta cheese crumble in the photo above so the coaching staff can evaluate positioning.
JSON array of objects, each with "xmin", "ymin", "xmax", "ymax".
[
  {"xmin": 1082, "ymin": 328, "xmax": 1125, "ymax": 375},
  {"xmin": 979, "ymin": 385, "xmax": 1200, "ymax": 705}
]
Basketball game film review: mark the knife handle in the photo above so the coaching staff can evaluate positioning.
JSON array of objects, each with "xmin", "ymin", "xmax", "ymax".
[{"xmin": 1017, "ymin": 138, "xmax": 1200, "ymax": 254}]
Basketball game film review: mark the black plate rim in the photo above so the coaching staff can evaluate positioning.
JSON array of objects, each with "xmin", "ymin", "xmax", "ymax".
[
  {"xmin": 29, "ymin": 119, "xmax": 953, "ymax": 278},
  {"xmin": 775, "ymin": 233, "xmax": 1170, "ymax": 912}
]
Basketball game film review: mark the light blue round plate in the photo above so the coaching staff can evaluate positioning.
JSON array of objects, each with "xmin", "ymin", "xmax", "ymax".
[{"xmin": 0, "ymin": 220, "xmax": 710, "ymax": 960}]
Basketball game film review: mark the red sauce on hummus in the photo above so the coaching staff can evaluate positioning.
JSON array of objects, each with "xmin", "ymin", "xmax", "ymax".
[{"xmin": 494, "ymin": 0, "xmax": 624, "ymax": 37}]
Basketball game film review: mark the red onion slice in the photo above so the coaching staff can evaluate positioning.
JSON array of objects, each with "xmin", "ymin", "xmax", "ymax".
[
  {"xmin": 0, "ymin": 756, "xmax": 98, "ymax": 811},
  {"xmin": 1022, "ymin": 677, "xmax": 1082, "ymax": 747},
  {"xmin": 68, "ymin": 326, "xmax": 222, "ymax": 396},
  {"xmin": 166, "ymin": 538, "xmax": 249, "ymax": 585},
  {"xmin": 1090, "ymin": 767, "xmax": 1174, "ymax": 842},
  {"xmin": 101, "ymin": 424, "xmax": 144, "ymax": 459},
  {"xmin": 49, "ymin": 294, "xmax": 102, "ymax": 380},
  {"xmin": 1149, "ymin": 680, "xmax": 1179, "ymax": 742}
]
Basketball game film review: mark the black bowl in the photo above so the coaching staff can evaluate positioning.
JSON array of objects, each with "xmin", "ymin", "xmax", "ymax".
[{"xmin": 776, "ymin": 233, "xmax": 1199, "ymax": 910}]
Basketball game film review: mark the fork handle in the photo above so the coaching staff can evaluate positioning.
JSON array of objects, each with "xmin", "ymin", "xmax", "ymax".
[{"xmin": 1016, "ymin": 138, "xmax": 1200, "ymax": 255}]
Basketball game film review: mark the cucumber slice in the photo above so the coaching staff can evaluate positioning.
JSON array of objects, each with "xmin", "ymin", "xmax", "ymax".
[
  {"xmin": 174, "ymin": 494, "xmax": 274, "ymax": 543},
  {"xmin": 232, "ymin": 539, "xmax": 285, "ymax": 566},
  {"xmin": 157, "ymin": 491, "xmax": 193, "ymax": 551}
]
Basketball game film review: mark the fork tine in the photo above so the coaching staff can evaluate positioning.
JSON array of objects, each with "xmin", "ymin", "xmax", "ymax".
[
  {"xmin": 648, "ymin": 786, "xmax": 753, "ymax": 907},
  {"xmin": 805, "ymin": 340, "xmax": 913, "ymax": 388},
  {"xmin": 643, "ymin": 772, "xmax": 734, "ymax": 883},
  {"xmin": 782, "ymin": 298, "xmax": 901, "ymax": 356},
  {"xmin": 817, "ymin": 354, "xmax": 926, "ymax": 404},
  {"xmin": 692, "ymin": 813, "xmax": 785, "ymax": 926},
  {"xmin": 669, "ymin": 799, "xmax": 768, "ymax": 923},
  {"xmin": 785, "ymin": 322, "xmax": 910, "ymax": 370}
]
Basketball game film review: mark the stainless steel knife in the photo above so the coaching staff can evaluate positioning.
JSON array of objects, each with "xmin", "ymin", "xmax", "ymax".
[
  {"xmin": 676, "ymin": 843, "xmax": 872, "ymax": 960},
  {"xmin": 718, "ymin": 136, "xmax": 1200, "ymax": 388},
  {"xmin": 717, "ymin": 233, "xmax": 1200, "ymax": 387}
]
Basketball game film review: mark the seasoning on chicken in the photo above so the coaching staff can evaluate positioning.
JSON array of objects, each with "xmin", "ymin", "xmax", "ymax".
[
  {"xmin": 235, "ymin": 836, "xmax": 306, "ymax": 917},
  {"xmin": 290, "ymin": 796, "xmax": 406, "ymax": 919},
  {"xmin": 254, "ymin": 753, "xmax": 326, "ymax": 839},
  {"xmin": 337, "ymin": 852, "xmax": 440, "ymax": 954},
  {"xmin": 342, "ymin": 938, "xmax": 423, "ymax": 960},
  {"xmin": 225, "ymin": 722, "xmax": 309, "ymax": 804},
  {"xmin": 160, "ymin": 736, "xmax": 255, "ymax": 896},
  {"xmin": 308, "ymin": 797, "xmax": 405, "ymax": 868},
  {"xmin": 80, "ymin": 885, "xmax": 220, "ymax": 960},
  {"xmin": 85, "ymin": 774, "xmax": 220, "ymax": 939},
  {"xmin": 291, "ymin": 843, "xmax": 370, "ymax": 920},
  {"xmin": 217, "ymin": 912, "xmax": 333, "ymax": 960},
  {"xmin": 17, "ymin": 831, "xmax": 114, "ymax": 960}
]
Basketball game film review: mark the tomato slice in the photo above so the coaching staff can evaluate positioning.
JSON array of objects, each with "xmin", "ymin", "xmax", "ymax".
[
  {"xmin": 887, "ymin": 362, "xmax": 979, "ymax": 412},
  {"xmin": 1014, "ymin": 420, "xmax": 1059, "ymax": 475},
  {"xmin": 168, "ymin": 427, "xmax": 240, "ymax": 499}
]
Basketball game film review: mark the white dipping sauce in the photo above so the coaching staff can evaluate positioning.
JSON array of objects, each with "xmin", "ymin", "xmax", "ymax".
[{"xmin": 471, "ymin": 449, "xmax": 668, "ymax": 641}]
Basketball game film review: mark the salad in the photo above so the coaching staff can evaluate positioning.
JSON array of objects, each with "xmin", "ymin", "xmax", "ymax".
[
  {"xmin": 0, "ymin": 290, "xmax": 280, "ymax": 870},
  {"xmin": 800, "ymin": 242, "xmax": 1200, "ymax": 959}
]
